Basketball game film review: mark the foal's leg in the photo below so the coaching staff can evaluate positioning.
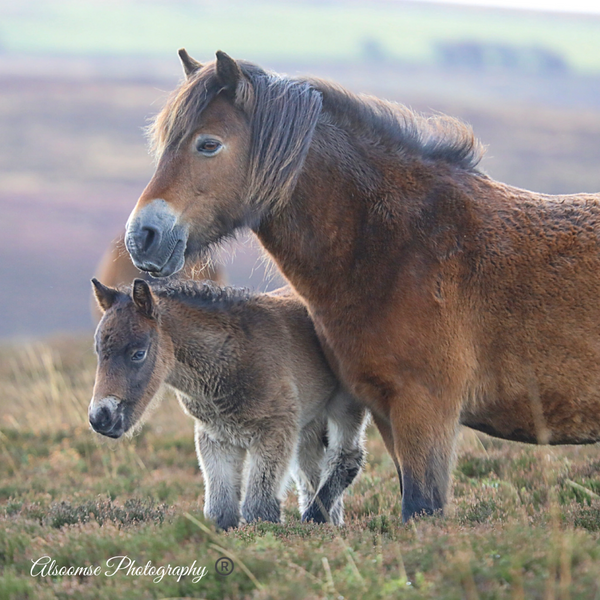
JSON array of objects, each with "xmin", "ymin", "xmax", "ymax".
[
  {"xmin": 195, "ymin": 422, "xmax": 246, "ymax": 530},
  {"xmin": 329, "ymin": 498, "xmax": 344, "ymax": 525},
  {"xmin": 241, "ymin": 421, "xmax": 297, "ymax": 524},
  {"xmin": 302, "ymin": 393, "xmax": 368, "ymax": 524},
  {"xmin": 296, "ymin": 419, "xmax": 347, "ymax": 525},
  {"xmin": 388, "ymin": 380, "xmax": 461, "ymax": 522},
  {"xmin": 294, "ymin": 419, "xmax": 327, "ymax": 516}
]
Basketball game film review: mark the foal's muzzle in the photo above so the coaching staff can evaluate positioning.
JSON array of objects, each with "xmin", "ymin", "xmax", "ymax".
[
  {"xmin": 89, "ymin": 397, "xmax": 125, "ymax": 439},
  {"xmin": 125, "ymin": 199, "xmax": 187, "ymax": 277}
]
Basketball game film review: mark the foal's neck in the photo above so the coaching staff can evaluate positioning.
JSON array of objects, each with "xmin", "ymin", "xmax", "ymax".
[{"xmin": 159, "ymin": 297, "xmax": 239, "ymax": 396}]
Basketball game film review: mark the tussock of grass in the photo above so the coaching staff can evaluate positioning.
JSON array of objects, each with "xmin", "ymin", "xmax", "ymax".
[
  {"xmin": 29, "ymin": 498, "xmax": 171, "ymax": 529},
  {"xmin": 1, "ymin": 338, "xmax": 600, "ymax": 598}
]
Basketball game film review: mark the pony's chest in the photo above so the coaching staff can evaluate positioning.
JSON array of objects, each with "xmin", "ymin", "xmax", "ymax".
[{"xmin": 174, "ymin": 390, "xmax": 256, "ymax": 447}]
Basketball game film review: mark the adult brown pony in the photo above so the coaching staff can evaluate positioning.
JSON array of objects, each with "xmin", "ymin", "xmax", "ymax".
[
  {"xmin": 124, "ymin": 50, "xmax": 600, "ymax": 522},
  {"xmin": 92, "ymin": 231, "xmax": 223, "ymax": 322}
]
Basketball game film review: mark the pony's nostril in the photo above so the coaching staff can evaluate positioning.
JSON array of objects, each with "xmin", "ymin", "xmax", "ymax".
[
  {"xmin": 140, "ymin": 226, "xmax": 158, "ymax": 253},
  {"xmin": 89, "ymin": 406, "xmax": 112, "ymax": 432}
]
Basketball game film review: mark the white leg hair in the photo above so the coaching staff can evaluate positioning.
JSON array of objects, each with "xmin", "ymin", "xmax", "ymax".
[
  {"xmin": 241, "ymin": 421, "xmax": 298, "ymax": 524},
  {"xmin": 194, "ymin": 421, "xmax": 246, "ymax": 530},
  {"xmin": 293, "ymin": 418, "xmax": 328, "ymax": 514},
  {"xmin": 302, "ymin": 391, "xmax": 369, "ymax": 524}
]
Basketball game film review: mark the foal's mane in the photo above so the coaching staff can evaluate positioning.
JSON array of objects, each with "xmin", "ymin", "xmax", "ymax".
[
  {"xmin": 150, "ymin": 280, "xmax": 252, "ymax": 309},
  {"xmin": 149, "ymin": 58, "xmax": 484, "ymax": 208}
]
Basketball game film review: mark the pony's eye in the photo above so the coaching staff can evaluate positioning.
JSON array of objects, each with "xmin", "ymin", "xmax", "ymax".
[
  {"xmin": 196, "ymin": 138, "xmax": 223, "ymax": 156},
  {"xmin": 131, "ymin": 349, "xmax": 147, "ymax": 362}
]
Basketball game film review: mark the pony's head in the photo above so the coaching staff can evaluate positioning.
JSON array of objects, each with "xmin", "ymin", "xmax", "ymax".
[
  {"xmin": 125, "ymin": 50, "xmax": 322, "ymax": 277},
  {"xmin": 89, "ymin": 278, "xmax": 173, "ymax": 438}
]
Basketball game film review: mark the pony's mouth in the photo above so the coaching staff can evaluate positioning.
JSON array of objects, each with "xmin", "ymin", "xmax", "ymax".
[
  {"xmin": 127, "ymin": 234, "xmax": 186, "ymax": 278},
  {"xmin": 148, "ymin": 239, "xmax": 186, "ymax": 278},
  {"xmin": 125, "ymin": 199, "xmax": 188, "ymax": 278},
  {"xmin": 98, "ymin": 419, "xmax": 125, "ymax": 439}
]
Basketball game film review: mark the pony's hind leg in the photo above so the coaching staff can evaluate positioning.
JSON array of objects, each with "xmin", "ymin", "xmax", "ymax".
[
  {"xmin": 294, "ymin": 418, "xmax": 328, "ymax": 515},
  {"xmin": 195, "ymin": 422, "xmax": 246, "ymax": 530},
  {"xmin": 329, "ymin": 497, "xmax": 344, "ymax": 526},
  {"xmin": 241, "ymin": 419, "xmax": 298, "ymax": 524},
  {"xmin": 388, "ymin": 379, "xmax": 461, "ymax": 522},
  {"xmin": 302, "ymin": 393, "xmax": 368, "ymax": 524}
]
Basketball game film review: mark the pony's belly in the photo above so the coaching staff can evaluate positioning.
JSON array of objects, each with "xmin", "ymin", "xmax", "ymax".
[
  {"xmin": 461, "ymin": 393, "xmax": 600, "ymax": 445},
  {"xmin": 460, "ymin": 410, "xmax": 538, "ymax": 444}
]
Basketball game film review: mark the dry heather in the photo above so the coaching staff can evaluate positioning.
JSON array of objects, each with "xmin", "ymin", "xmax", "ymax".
[{"xmin": 0, "ymin": 337, "xmax": 599, "ymax": 599}]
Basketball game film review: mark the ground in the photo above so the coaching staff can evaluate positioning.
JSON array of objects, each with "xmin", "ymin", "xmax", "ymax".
[{"xmin": 0, "ymin": 337, "xmax": 599, "ymax": 599}]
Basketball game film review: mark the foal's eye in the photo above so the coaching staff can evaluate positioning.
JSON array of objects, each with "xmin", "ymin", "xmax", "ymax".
[
  {"xmin": 131, "ymin": 349, "xmax": 147, "ymax": 362},
  {"xmin": 195, "ymin": 137, "xmax": 223, "ymax": 156}
]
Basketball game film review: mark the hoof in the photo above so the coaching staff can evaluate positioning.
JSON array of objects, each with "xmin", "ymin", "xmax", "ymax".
[
  {"xmin": 208, "ymin": 510, "xmax": 240, "ymax": 531},
  {"xmin": 301, "ymin": 503, "xmax": 329, "ymax": 524},
  {"xmin": 241, "ymin": 499, "xmax": 281, "ymax": 524}
]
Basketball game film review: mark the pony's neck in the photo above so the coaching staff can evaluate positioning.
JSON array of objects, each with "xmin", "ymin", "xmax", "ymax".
[
  {"xmin": 254, "ymin": 118, "xmax": 424, "ymax": 304},
  {"xmin": 254, "ymin": 108, "xmax": 486, "ymax": 321}
]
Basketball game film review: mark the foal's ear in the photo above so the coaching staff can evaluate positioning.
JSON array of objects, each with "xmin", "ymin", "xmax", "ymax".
[
  {"xmin": 132, "ymin": 279, "xmax": 157, "ymax": 320},
  {"xmin": 178, "ymin": 48, "xmax": 203, "ymax": 80},
  {"xmin": 91, "ymin": 279, "xmax": 119, "ymax": 313},
  {"xmin": 215, "ymin": 50, "xmax": 242, "ymax": 91}
]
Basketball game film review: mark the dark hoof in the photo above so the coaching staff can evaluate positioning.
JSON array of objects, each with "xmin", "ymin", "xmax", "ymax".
[
  {"xmin": 401, "ymin": 505, "xmax": 440, "ymax": 523},
  {"xmin": 210, "ymin": 511, "xmax": 240, "ymax": 531},
  {"xmin": 302, "ymin": 503, "xmax": 329, "ymax": 524},
  {"xmin": 241, "ymin": 501, "xmax": 281, "ymax": 524}
]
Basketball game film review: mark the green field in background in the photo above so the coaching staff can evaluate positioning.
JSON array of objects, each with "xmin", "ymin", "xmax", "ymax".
[{"xmin": 2, "ymin": 0, "xmax": 600, "ymax": 73}]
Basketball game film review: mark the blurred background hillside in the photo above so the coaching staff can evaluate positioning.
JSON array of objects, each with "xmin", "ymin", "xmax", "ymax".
[{"xmin": 2, "ymin": 0, "xmax": 600, "ymax": 339}]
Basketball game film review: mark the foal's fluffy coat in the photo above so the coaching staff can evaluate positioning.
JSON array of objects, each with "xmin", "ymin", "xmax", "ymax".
[{"xmin": 90, "ymin": 279, "xmax": 368, "ymax": 529}]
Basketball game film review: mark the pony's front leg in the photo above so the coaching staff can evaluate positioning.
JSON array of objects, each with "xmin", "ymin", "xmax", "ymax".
[
  {"xmin": 241, "ymin": 422, "xmax": 297, "ymax": 524},
  {"xmin": 302, "ymin": 395, "xmax": 368, "ymax": 525},
  {"xmin": 195, "ymin": 422, "xmax": 246, "ymax": 530},
  {"xmin": 388, "ymin": 380, "xmax": 462, "ymax": 522},
  {"xmin": 371, "ymin": 412, "xmax": 403, "ymax": 493}
]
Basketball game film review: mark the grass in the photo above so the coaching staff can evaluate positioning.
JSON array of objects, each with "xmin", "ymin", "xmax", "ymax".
[
  {"xmin": 1, "ymin": 338, "xmax": 600, "ymax": 598},
  {"xmin": 2, "ymin": 0, "xmax": 600, "ymax": 73}
]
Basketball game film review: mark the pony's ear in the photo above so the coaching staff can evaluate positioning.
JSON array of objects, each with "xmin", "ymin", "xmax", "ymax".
[
  {"xmin": 215, "ymin": 50, "xmax": 253, "ymax": 109},
  {"xmin": 178, "ymin": 48, "xmax": 202, "ymax": 80},
  {"xmin": 132, "ymin": 279, "xmax": 156, "ymax": 320},
  {"xmin": 215, "ymin": 50, "xmax": 242, "ymax": 91},
  {"xmin": 91, "ymin": 279, "xmax": 119, "ymax": 313}
]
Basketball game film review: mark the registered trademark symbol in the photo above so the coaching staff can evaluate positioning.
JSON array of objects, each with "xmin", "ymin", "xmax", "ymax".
[{"xmin": 215, "ymin": 556, "xmax": 234, "ymax": 576}]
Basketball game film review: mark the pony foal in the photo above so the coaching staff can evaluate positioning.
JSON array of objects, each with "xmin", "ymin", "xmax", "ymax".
[{"xmin": 89, "ymin": 278, "xmax": 367, "ymax": 529}]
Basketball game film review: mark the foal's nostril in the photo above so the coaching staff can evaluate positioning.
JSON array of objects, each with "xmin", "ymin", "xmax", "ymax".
[
  {"xmin": 140, "ymin": 226, "xmax": 158, "ymax": 253},
  {"xmin": 89, "ymin": 406, "xmax": 112, "ymax": 432}
]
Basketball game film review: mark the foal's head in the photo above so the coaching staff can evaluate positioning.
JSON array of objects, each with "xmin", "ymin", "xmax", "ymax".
[
  {"xmin": 89, "ymin": 279, "xmax": 173, "ymax": 438},
  {"xmin": 125, "ymin": 50, "xmax": 322, "ymax": 277}
]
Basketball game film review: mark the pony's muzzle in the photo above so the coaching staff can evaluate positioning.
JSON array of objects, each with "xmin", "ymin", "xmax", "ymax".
[
  {"xmin": 89, "ymin": 397, "xmax": 124, "ymax": 438},
  {"xmin": 125, "ymin": 199, "xmax": 187, "ymax": 277}
]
